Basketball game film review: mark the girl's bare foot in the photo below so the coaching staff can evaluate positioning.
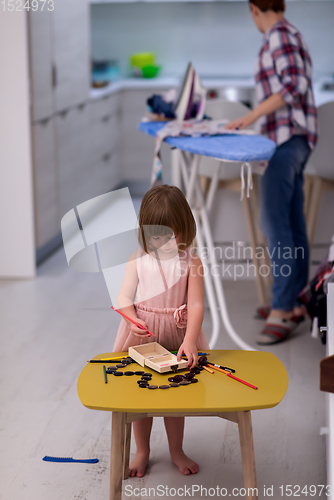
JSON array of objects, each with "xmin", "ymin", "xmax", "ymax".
[
  {"xmin": 128, "ymin": 452, "xmax": 149, "ymax": 477},
  {"xmin": 170, "ymin": 450, "xmax": 199, "ymax": 475}
]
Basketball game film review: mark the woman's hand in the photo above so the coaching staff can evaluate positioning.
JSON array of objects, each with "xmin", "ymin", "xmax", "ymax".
[
  {"xmin": 224, "ymin": 111, "xmax": 257, "ymax": 130},
  {"xmin": 129, "ymin": 318, "xmax": 151, "ymax": 338},
  {"xmin": 177, "ymin": 340, "xmax": 198, "ymax": 369},
  {"xmin": 225, "ymin": 95, "xmax": 286, "ymax": 131}
]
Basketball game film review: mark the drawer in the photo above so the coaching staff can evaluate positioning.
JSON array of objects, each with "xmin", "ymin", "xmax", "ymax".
[
  {"xmin": 91, "ymin": 93, "xmax": 120, "ymax": 122},
  {"xmin": 91, "ymin": 113, "xmax": 119, "ymax": 161},
  {"xmin": 86, "ymin": 150, "xmax": 121, "ymax": 200}
]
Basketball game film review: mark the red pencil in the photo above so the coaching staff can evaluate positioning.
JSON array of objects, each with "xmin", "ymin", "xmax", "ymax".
[
  {"xmin": 111, "ymin": 306, "xmax": 156, "ymax": 337},
  {"xmin": 206, "ymin": 362, "xmax": 258, "ymax": 390}
]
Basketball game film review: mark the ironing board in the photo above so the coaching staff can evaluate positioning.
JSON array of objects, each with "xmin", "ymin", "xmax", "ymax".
[{"xmin": 138, "ymin": 121, "xmax": 276, "ymax": 351}]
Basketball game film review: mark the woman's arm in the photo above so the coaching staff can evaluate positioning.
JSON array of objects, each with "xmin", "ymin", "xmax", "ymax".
[
  {"xmin": 177, "ymin": 254, "xmax": 204, "ymax": 368},
  {"xmin": 224, "ymin": 93, "xmax": 286, "ymax": 130},
  {"xmin": 117, "ymin": 251, "xmax": 150, "ymax": 338}
]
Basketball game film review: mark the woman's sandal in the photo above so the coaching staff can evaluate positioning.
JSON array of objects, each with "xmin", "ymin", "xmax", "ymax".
[
  {"xmin": 256, "ymin": 315, "xmax": 305, "ymax": 345},
  {"xmin": 254, "ymin": 306, "xmax": 272, "ymax": 320}
]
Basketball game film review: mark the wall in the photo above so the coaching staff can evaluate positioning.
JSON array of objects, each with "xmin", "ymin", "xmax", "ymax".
[
  {"xmin": 0, "ymin": 10, "xmax": 35, "ymax": 278},
  {"xmin": 91, "ymin": 1, "xmax": 334, "ymax": 78}
]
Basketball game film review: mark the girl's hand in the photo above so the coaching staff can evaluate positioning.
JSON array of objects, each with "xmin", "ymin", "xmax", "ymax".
[
  {"xmin": 177, "ymin": 341, "xmax": 198, "ymax": 369},
  {"xmin": 130, "ymin": 318, "xmax": 151, "ymax": 338}
]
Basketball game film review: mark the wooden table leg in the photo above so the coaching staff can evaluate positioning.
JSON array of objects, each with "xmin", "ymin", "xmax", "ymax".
[
  {"xmin": 123, "ymin": 421, "xmax": 132, "ymax": 480},
  {"xmin": 110, "ymin": 412, "xmax": 126, "ymax": 500},
  {"xmin": 237, "ymin": 411, "xmax": 258, "ymax": 500}
]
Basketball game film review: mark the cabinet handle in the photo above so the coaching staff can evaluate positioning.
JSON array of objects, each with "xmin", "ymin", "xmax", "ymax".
[
  {"xmin": 102, "ymin": 115, "xmax": 110, "ymax": 123},
  {"xmin": 102, "ymin": 153, "xmax": 112, "ymax": 162},
  {"xmin": 52, "ymin": 64, "xmax": 57, "ymax": 88},
  {"xmin": 40, "ymin": 118, "xmax": 51, "ymax": 126}
]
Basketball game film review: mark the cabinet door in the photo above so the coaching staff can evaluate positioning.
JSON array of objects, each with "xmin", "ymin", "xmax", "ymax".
[
  {"xmin": 90, "ymin": 94, "xmax": 121, "ymax": 183},
  {"xmin": 28, "ymin": 9, "xmax": 54, "ymax": 122},
  {"xmin": 89, "ymin": 149, "xmax": 121, "ymax": 201},
  {"xmin": 56, "ymin": 104, "xmax": 93, "ymax": 217},
  {"xmin": 53, "ymin": 0, "xmax": 90, "ymax": 112},
  {"xmin": 31, "ymin": 118, "xmax": 59, "ymax": 247}
]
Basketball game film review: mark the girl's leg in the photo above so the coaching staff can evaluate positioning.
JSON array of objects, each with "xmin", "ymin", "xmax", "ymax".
[
  {"xmin": 164, "ymin": 417, "xmax": 199, "ymax": 475},
  {"xmin": 129, "ymin": 417, "xmax": 153, "ymax": 477}
]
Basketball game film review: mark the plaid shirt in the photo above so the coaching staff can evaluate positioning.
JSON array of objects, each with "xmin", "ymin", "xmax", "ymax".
[{"xmin": 255, "ymin": 19, "xmax": 318, "ymax": 150}]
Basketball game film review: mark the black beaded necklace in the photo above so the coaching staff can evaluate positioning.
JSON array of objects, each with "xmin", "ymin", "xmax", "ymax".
[{"xmin": 106, "ymin": 357, "xmax": 204, "ymax": 389}]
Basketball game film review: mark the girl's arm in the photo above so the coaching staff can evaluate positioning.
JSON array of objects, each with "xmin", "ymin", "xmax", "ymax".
[
  {"xmin": 117, "ymin": 251, "xmax": 150, "ymax": 338},
  {"xmin": 177, "ymin": 254, "xmax": 204, "ymax": 368}
]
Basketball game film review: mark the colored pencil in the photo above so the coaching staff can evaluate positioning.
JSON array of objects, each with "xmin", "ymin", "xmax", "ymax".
[
  {"xmin": 202, "ymin": 365, "xmax": 214, "ymax": 374},
  {"xmin": 170, "ymin": 351, "xmax": 210, "ymax": 356},
  {"xmin": 111, "ymin": 306, "xmax": 156, "ymax": 337},
  {"xmin": 100, "ymin": 356, "xmax": 126, "ymax": 361},
  {"xmin": 89, "ymin": 359, "xmax": 122, "ymax": 363},
  {"xmin": 208, "ymin": 362, "xmax": 235, "ymax": 373},
  {"xmin": 206, "ymin": 363, "xmax": 257, "ymax": 390},
  {"xmin": 103, "ymin": 365, "xmax": 108, "ymax": 384}
]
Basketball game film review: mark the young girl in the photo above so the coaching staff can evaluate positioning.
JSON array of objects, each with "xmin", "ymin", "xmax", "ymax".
[{"xmin": 113, "ymin": 184, "xmax": 209, "ymax": 477}]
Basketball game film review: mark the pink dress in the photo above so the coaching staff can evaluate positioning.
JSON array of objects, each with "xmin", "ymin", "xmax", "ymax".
[{"xmin": 113, "ymin": 246, "xmax": 210, "ymax": 352}]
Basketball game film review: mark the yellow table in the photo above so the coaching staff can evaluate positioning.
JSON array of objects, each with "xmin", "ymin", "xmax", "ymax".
[{"xmin": 77, "ymin": 350, "xmax": 288, "ymax": 500}]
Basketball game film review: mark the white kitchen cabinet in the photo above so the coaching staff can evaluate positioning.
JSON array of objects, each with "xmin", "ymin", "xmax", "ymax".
[
  {"xmin": 56, "ymin": 98, "xmax": 120, "ymax": 218},
  {"xmin": 56, "ymin": 104, "xmax": 93, "ymax": 217},
  {"xmin": 31, "ymin": 118, "xmax": 59, "ymax": 247},
  {"xmin": 90, "ymin": 149, "xmax": 121, "ymax": 199},
  {"xmin": 91, "ymin": 93, "xmax": 120, "ymax": 162},
  {"xmin": 89, "ymin": 94, "xmax": 121, "ymax": 196},
  {"xmin": 28, "ymin": 0, "xmax": 91, "ymax": 119},
  {"xmin": 53, "ymin": 0, "xmax": 91, "ymax": 111},
  {"xmin": 28, "ymin": 9, "xmax": 54, "ymax": 122}
]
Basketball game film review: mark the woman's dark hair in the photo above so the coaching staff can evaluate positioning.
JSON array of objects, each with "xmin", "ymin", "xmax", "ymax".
[
  {"xmin": 249, "ymin": 0, "xmax": 285, "ymax": 13},
  {"xmin": 138, "ymin": 185, "xmax": 196, "ymax": 253}
]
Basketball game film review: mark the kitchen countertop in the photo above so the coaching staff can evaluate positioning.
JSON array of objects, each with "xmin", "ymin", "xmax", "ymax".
[
  {"xmin": 89, "ymin": 76, "xmax": 256, "ymax": 98},
  {"xmin": 90, "ymin": 75, "xmax": 334, "ymax": 107}
]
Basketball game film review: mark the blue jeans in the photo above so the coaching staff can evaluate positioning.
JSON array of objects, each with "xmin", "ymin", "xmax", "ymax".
[{"xmin": 260, "ymin": 135, "xmax": 311, "ymax": 311}]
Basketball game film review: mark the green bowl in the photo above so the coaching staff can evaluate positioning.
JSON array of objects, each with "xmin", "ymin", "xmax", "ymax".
[
  {"xmin": 130, "ymin": 52, "xmax": 155, "ymax": 69},
  {"xmin": 142, "ymin": 65, "xmax": 161, "ymax": 78}
]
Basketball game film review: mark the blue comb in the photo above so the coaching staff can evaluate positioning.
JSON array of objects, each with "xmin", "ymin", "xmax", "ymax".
[{"xmin": 43, "ymin": 456, "xmax": 99, "ymax": 464}]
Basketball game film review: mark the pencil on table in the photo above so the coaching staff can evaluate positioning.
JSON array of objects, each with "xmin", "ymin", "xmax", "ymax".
[
  {"xmin": 206, "ymin": 363, "xmax": 258, "ymax": 390},
  {"xmin": 100, "ymin": 356, "xmax": 126, "ymax": 361},
  {"xmin": 202, "ymin": 365, "xmax": 214, "ymax": 374},
  {"xmin": 103, "ymin": 365, "xmax": 108, "ymax": 384}
]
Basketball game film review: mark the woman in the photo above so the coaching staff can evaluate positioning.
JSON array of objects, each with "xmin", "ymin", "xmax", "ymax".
[{"xmin": 226, "ymin": 0, "xmax": 318, "ymax": 344}]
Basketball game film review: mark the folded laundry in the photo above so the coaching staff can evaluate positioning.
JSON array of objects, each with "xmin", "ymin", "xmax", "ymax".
[
  {"xmin": 147, "ymin": 95, "xmax": 201, "ymax": 120},
  {"xmin": 147, "ymin": 95, "xmax": 176, "ymax": 119}
]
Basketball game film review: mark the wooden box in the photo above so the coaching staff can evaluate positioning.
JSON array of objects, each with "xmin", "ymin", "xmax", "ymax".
[{"xmin": 128, "ymin": 342, "xmax": 188, "ymax": 373}]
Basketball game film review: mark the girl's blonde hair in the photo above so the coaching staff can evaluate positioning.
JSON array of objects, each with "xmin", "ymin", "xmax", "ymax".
[{"xmin": 138, "ymin": 185, "xmax": 196, "ymax": 253}]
